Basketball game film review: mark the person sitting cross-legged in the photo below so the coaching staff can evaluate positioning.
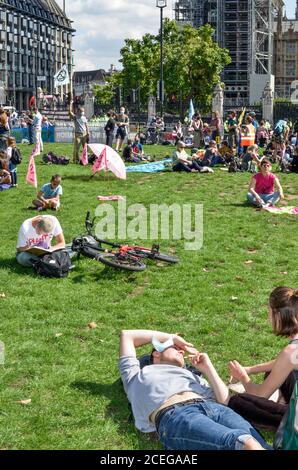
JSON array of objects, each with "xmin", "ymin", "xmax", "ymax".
[
  {"xmin": 172, "ymin": 141, "xmax": 201, "ymax": 172},
  {"xmin": 247, "ymin": 158, "xmax": 284, "ymax": 208},
  {"xmin": 119, "ymin": 329, "xmax": 271, "ymax": 450},
  {"xmin": 31, "ymin": 174, "xmax": 63, "ymax": 211},
  {"xmin": 16, "ymin": 215, "xmax": 65, "ymax": 267}
]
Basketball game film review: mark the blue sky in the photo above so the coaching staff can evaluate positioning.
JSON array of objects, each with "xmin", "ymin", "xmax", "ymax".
[{"xmin": 56, "ymin": 0, "xmax": 296, "ymax": 71}]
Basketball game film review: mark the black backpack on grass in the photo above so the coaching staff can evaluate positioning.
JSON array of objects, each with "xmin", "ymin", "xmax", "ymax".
[
  {"xmin": 10, "ymin": 148, "xmax": 22, "ymax": 165},
  {"xmin": 34, "ymin": 250, "xmax": 72, "ymax": 278}
]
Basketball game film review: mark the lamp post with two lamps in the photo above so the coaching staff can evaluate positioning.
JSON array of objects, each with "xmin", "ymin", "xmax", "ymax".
[{"xmin": 156, "ymin": 0, "xmax": 167, "ymax": 119}]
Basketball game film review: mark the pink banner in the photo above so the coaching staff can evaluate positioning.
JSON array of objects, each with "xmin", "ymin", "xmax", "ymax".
[
  {"xmin": 26, "ymin": 156, "xmax": 37, "ymax": 188},
  {"xmin": 97, "ymin": 195, "xmax": 124, "ymax": 201},
  {"xmin": 31, "ymin": 142, "xmax": 41, "ymax": 158},
  {"xmin": 92, "ymin": 148, "xmax": 107, "ymax": 174},
  {"xmin": 80, "ymin": 144, "xmax": 89, "ymax": 166}
]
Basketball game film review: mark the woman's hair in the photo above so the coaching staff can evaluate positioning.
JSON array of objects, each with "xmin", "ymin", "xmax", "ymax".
[
  {"xmin": 269, "ymin": 286, "xmax": 298, "ymax": 336},
  {"xmin": 260, "ymin": 158, "xmax": 271, "ymax": 166},
  {"xmin": 246, "ymin": 116, "xmax": 253, "ymax": 124},
  {"xmin": 247, "ymin": 145, "xmax": 258, "ymax": 153},
  {"xmin": 7, "ymin": 136, "xmax": 16, "ymax": 147}
]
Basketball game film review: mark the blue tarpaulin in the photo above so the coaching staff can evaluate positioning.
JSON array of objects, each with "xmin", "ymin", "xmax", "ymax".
[{"xmin": 126, "ymin": 158, "xmax": 172, "ymax": 173}]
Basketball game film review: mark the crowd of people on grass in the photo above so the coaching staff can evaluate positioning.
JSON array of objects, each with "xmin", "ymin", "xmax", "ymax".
[{"xmin": 2, "ymin": 97, "xmax": 297, "ymax": 451}]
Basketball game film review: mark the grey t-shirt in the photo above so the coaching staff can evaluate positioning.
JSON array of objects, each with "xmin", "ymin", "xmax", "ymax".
[
  {"xmin": 72, "ymin": 115, "xmax": 88, "ymax": 135},
  {"xmin": 119, "ymin": 356, "xmax": 216, "ymax": 433}
]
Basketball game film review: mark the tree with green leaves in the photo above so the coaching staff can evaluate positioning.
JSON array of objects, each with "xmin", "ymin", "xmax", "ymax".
[{"xmin": 95, "ymin": 20, "xmax": 231, "ymax": 114}]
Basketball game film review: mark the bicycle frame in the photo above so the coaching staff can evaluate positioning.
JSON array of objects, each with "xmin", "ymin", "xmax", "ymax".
[{"xmin": 84, "ymin": 212, "xmax": 159, "ymax": 256}]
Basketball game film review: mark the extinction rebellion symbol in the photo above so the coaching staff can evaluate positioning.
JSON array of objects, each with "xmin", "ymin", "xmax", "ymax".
[{"xmin": 56, "ymin": 67, "xmax": 67, "ymax": 83}]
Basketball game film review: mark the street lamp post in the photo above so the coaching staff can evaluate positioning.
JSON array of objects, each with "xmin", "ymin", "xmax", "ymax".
[
  {"xmin": 33, "ymin": 35, "xmax": 38, "ymax": 108},
  {"xmin": 156, "ymin": 0, "xmax": 167, "ymax": 119}
]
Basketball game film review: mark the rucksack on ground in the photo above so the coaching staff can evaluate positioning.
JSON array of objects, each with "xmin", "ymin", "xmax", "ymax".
[
  {"xmin": 10, "ymin": 148, "xmax": 22, "ymax": 165},
  {"xmin": 42, "ymin": 152, "xmax": 70, "ymax": 165},
  {"xmin": 34, "ymin": 250, "xmax": 72, "ymax": 278}
]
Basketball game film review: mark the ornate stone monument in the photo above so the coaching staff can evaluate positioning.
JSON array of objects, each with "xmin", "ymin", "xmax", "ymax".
[
  {"xmin": 84, "ymin": 85, "xmax": 95, "ymax": 120},
  {"xmin": 212, "ymin": 83, "xmax": 224, "ymax": 120},
  {"xmin": 262, "ymin": 82, "xmax": 274, "ymax": 124},
  {"xmin": 147, "ymin": 95, "xmax": 156, "ymax": 125}
]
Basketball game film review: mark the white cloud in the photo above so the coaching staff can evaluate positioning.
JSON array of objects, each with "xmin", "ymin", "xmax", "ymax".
[{"xmin": 56, "ymin": 0, "xmax": 172, "ymax": 71}]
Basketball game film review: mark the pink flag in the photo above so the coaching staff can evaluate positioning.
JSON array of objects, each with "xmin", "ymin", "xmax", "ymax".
[
  {"xmin": 31, "ymin": 142, "xmax": 41, "ymax": 157},
  {"xmin": 26, "ymin": 156, "xmax": 37, "ymax": 188},
  {"xmin": 80, "ymin": 144, "xmax": 89, "ymax": 166},
  {"xmin": 92, "ymin": 147, "xmax": 107, "ymax": 174}
]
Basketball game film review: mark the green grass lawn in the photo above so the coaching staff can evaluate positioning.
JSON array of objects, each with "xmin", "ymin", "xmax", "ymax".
[{"xmin": 0, "ymin": 143, "xmax": 297, "ymax": 449}]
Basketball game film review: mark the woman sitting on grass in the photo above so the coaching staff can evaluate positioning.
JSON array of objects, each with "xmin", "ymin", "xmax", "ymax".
[
  {"xmin": 31, "ymin": 174, "xmax": 62, "ymax": 211},
  {"xmin": 229, "ymin": 286, "xmax": 298, "ymax": 405},
  {"xmin": 172, "ymin": 141, "xmax": 201, "ymax": 173},
  {"xmin": 247, "ymin": 158, "xmax": 284, "ymax": 208},
  {"xmin": 0, "ymin": 150, "xmax": 11, "ymax": 185}
]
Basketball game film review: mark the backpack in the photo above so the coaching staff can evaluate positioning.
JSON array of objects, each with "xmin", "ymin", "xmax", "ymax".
[
  {"xmin": 71, "ymin": 235, "xmax": 100, "ymax": 259},
  {"xmin": 273, "ymin": 120, "xmax": 287, "ymax": 136},
  {"xmin": 42, "ymin": 152, "xmax": 70, "ymax": 165},
  {"xmin": 34, "ymin": 250, "xmax": 72, "ymax": 278},
  {"xmin": 228, "ymin": 159, "xmax": 240, "ymax": 172},
  {"xmin": 10, "ymin": 148, "xmax": 22, "ymax": 165}
]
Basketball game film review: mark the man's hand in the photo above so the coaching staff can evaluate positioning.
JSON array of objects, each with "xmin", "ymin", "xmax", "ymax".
[
  {"xmin": 173, "ymin": 334, "xmax": 193, "ymax": 351},
  {"xmin": 229, "ymin": 360, "xmax": 250, "ymax": 384},
  {"xmin": 188, "ymin": 351, "xmax": 213, "ymax": 374}
]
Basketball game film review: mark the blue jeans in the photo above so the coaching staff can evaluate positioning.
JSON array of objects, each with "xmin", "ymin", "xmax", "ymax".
[
  {"xmin": 157, "ymin": 401, "xmax": 271, "ymax": 450},
  {"xmin": 247, "ymin": 192, "xmax": 280, "ymax": 207},
  {"xmin": 16, "ymin": 252, "xmax": 40, "ymax": 267}
]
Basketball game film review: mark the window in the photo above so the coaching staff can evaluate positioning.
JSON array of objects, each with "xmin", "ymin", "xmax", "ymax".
[
  {"xmin": 286, "ymin": 43, "xmax": 296, "ymax": 55},
  {"xmin": 286, "ymin": 60, "xmax": 296, "ymax": 77}
]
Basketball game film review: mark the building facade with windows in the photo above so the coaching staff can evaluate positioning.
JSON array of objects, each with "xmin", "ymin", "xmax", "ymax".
[
  {"xmin": 0, "ymin": 0, "xmax": 74, "ymax": 110},
  {"xmin": 274, "ymin": 4, "xmax": 298, "ymax": 98}
]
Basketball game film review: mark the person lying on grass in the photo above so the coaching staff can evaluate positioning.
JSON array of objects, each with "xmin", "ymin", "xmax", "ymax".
[
  {"xmin": 247, "ymin": 158, "xmax": 284, "ymax": 208},
  {"xmin": 31, "ymin": 174, "xmax": 62, "ymax": 211},
  {"xmin": 229, "ymin": 286, "xmax": 298, "ymax": 404},
  {"xmin": 119, "ymin": 329, "xmax": 271, "ymax": 450}
]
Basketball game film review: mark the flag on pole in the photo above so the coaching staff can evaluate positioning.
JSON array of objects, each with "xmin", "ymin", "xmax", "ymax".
[
  {"xmin": 238, "ymin": 107, "xmax": 246, "ymax": 126},
  {"xmin": 26, "ymin": 156, "xmax": 37, "ymax": 188},
  {"xmin": 92, "ymin": 147, "xmax": 107, "ymax": 174},
  {"xmin": 54, "ymin": 65, "xmax": 70, "ymax": 88},
  {"xmin": 31, "ymin": 142, "xmax": 41, "ymax": 157},
  {"xmin": 80, "ymin": 144, "xmax": 89, "ymax": 166},
  {"xmin": 189, "ymin": 99, "xmax": 195, "ymax": 122}
]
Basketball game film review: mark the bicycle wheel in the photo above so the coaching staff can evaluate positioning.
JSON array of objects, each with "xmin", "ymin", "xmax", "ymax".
[
  {"xmin": 152, "ymin": 252, "xmax": 179, "ymax": 264},
  {"xmin": 97, "ymin": 253, "xmax": 146, "ymax": 272}
]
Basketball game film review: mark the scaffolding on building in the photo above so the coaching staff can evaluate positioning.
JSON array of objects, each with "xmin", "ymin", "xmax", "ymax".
[
  {"xmin": 173, "ymin": 0, "xmax": 207, "ymax": 28},
  {"xmin": 174, "ymin": 0, "xmax": 284, "ymax": 105}
]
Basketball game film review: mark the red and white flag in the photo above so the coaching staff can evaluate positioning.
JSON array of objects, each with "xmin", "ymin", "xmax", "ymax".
[
  {"xmin": 26, "ymin": 156, "xmax": 37, "ymax": 188},
  {"xmin": 80, "ymin": 144, "xmax": 89, "ymax": 166},
  {"xmin": 92, "ymin": 147, "xmax": 107, "ymax": 174}
]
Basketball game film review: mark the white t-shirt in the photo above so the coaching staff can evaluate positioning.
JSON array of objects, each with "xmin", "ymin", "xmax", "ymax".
[{"xmin": 17, "ymin": 216, "xmax": 63, "ymax": 250}]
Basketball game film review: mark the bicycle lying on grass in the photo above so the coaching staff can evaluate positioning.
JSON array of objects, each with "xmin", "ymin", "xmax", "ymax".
[{"xmin": 71, "ymin": 212, "xmax": 179, "ymax": 272}]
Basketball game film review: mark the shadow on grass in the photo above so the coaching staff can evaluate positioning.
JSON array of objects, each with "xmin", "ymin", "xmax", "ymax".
[
  {"xmin": 62, "ymin": 174, "xmax": 121, "ymax": 183},
  {"xmin": 72, "ymin": 380, "xmax": 160, "ymax": 449},
  {"xmin": 0, "ymin": 257, "xmax": 38, "ymax": 277}
]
